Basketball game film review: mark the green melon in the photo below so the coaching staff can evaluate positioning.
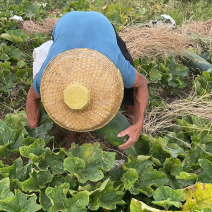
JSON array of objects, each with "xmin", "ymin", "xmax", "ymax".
[
  {"xmin": 183, "ymin": 50, "xmax": 212, "ymax": 74},
  {"xmin": 95, "ymin": 112, "xmax": 140, "ymax": 158}
]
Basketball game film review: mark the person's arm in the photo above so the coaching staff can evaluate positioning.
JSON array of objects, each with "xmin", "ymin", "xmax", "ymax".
[
  {"xmin": 118, "ymin": 70, "xmax": 148, "ymax": 149},
  {"xmin": 26, "ymin": 85, "xmax": 41, "ymax": 128}
]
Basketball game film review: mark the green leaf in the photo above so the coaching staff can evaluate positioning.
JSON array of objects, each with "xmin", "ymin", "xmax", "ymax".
[
  {"xmin": 0, "ymin": 178, "xmax": 14, "ymax": 200},
  {"xmin": 0, "ymin": 42, "xmax": 25, "ymax": 61},
  {"xmin": 0, "ymin": 67, "xmax": 16, "ymax": 94},
  {"xmin": 50, "ymin": 176, "xmax": 77, "ymax": 189},
  {"xmin": 130, "ymin": 198, "xmax": 161, "ymax": 212},
  {"xmin": 26, "ymin": 122, "xmax": 53, "ymax": 141},
  {"xmin": 183, "ymin": 182, "xmax": 212, "ymax": 210},
  {"xmin": 39, "ymin": 149, "xmax": 66, "ymax": 175},
  {"xmin": 17, "ymin": 60, "xmax": 26, "ymax": 68},
  {"xmin": 176, "ymin": 172, "xmax": 197, "ymax": 181},
  {"xmin": 65, "ymin": 143, "xmax": 115, "ymax": 183},
  {"xmin": 149, "ymin": 68, "xmax": 162, "ymax": 83},
  {"xmin": 152, "ymin": 186, "xmax": 184, "ymax": 210},
  {"xmin": 0, "ymin": 29, "xmax": 29, "ymax": 43},
  {"xmin": 83, "ymin": 179, "xmax": 125, "ymax": 210},
  {"xmin": 23, "ymin": 1, "xmax": 41, "ymax": 19},
  {"xmin": 19, "ymin": 139, "xmax": 47, "ymax": 162},
  {"xmin": 4, "ymin": 111, "xmax": 28, "ymax": 130},
  {"xmin": 0, "ymin": 158, "xmax": 31, "ymax": 185},
  {"xmin": 123, "ymin": 156, "xmax": 168, "ymax": 196},
  {"xmin": 46, "ymin": 183, "xmax": 89, "ymax": 212},
  {"xmin": 160, "ymin": 158, "xmax": 183, "ymax": 176},
  {"xmin": 121, "ymin": 168, "xmax": 138, "ymax": 190},
  {"xmin": 198, "ymin": 159, "xmax": 212, "ymax": 183},
  {"xmin": 0, "ymin": 120, "xmax": 26, "ymax": 155},
  {"xmin": 160, "ymin": 56, "xmax": 188, "ymax": 88},
  {"xmin": 22, "ymin": 169, "xmax": 53, "ymax": 192},
  {"xmin": 108, "ymin": 168, "xmax": 123, "ymax": 182},
  {"xmin": 39, "ymin": 189, "xmax": 52, "ymax": 212},
  {"xmin": 188, "ymin": 143, "xmax": 212, "ymax": 165},
  {"xmin": 64, "ymin": 157, "xmax": 85, "ymax": 175},
  {"xmin": 0, "ymin": 190, "xmax": 41, "ymax": 212},
  {"xmin": 150, "ymin": 137, "xmax": 184, "ymax": 164}
]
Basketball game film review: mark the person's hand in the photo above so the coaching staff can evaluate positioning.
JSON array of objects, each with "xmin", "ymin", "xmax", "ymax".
[{"xmin": 117, "ymin": 124, "xmax": 142, "ymax": 150}]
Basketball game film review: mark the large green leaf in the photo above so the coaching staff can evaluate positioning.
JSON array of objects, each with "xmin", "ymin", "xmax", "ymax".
[
  {"xmin": 183, "ymin": 182, "xmax": 212, "ymax": 210},
  {"xmin": 121, "ymin": 168, "xmax": 138, "ymax": 190},
  {"xmin": 20, "ymin": 139, "xmax": 66, "ymax": 174},
  {"xmin": 130, "ymin": 198, "xmax": 162, "ymax": 212},
  {"xmin": 26, "ymin": 122, "xmax": 53, "ymax": 141},
  {"xmin": 123, "ymin": 156, "xmax": 168, "ymax": 196},
  {"xmin": 46, "ymin": 183, "xmax": 89, "ymax": 212},
  {"xmin": 152, "ymin": 186, "xmax": 184, "ymax": 210},
  {"xmin": 163, "ymin": 56, "xmax": 188, "ymax": 88},
  {"xmin": 19, "ymin": 139, "xmax": 48, "ymax": 162},
  {"xmin": 39, "ymin": 189, "xmax": 52, "ymax": 212},
  {"xmin": 0, "ymin": 29, "xmax": 29, "ymax": 43},
  {"xmin": 0, "ymin": 42, "xmax": 25, "ymax": 61},
  {"xmin": 0, "ymin": 190, "xmax": 41, "ymax": 212},
  {"xmin": 149, "ymin": 68, "xmax": 162, "ymax": 83},
  {"xmin": 0, "ymin": 158, "xmax": 31, "ymax": 184},
  {"xmin": 198, "ymin": 159, "xmax": 212, "ymax": 183},
  {"xmin": 64, "ymin": 143, "xmax": 115, "ymax": 183},
  {"xmin": 22, "ymin": 169, "xmax": 53, "ymax": 192},
  {"xmin": 188, "ymin": 143, "xmax": 212, "ymax": 166},
  {"xmin": 160, "ymin": 158, "xmax": 183, "ymax": 176},
  {"xmin": 176, "ymin": 172, "xmax": 197, "ymax": 181},
  {"xmin": 4, "ymin": 111, "xmax": 28, "ymax": 130},
  {"xmin": 150, "ymin": 137, "xmax": 184, "ymax": 164},
  {"xmin": 39, "ymin": 149, "xmax": 66, "ymax": 175},
  {"xmin": 50, "ymin": 175, "xmax": 77, "ymax": 189},
  {"xmin": 0, "ymin": 178, "xmax": 14, "ymax": 200},
  {"xmin": 0, "ymin": 120, "xmax": 26, "ymax": 155},
  {"xmin": 159, "ymin": 158, "xmax": 185, "ymax": 189},
  {"xmin": 82, "ymin": 179, "xmax": 125, "ymax": 210},
  {"xmin": 0, "ymin": 63, "xmax": 16, "ymax": 94}
]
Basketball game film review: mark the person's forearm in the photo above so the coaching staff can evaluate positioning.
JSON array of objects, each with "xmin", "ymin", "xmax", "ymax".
[
  {"xmin": 133, "ymin": 81, "xmax": 148, "ymax": 129},
  {"xmin": 26, "ymin": 86, "xmax": 41, "ymax": 128}
]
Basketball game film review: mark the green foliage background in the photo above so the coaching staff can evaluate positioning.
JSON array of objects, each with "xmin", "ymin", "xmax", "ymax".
[{"xmin": 0, "ymin": 0, "xmax": 212, "ymax": 211}]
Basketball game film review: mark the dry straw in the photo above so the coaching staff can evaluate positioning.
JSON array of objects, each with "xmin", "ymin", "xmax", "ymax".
[
  {"xmin": 19, "ymin": 18, "xmax": 58, "ymax": 34},
  {"xmin": 143, "ymin": 93, "xmax": 212, "ymax": 135},
  {"xmin": 181, "ymin": 19, "xmax": 212, "ymax": 52},
  {"xmin": 119, "ymin": 25, "xmax": 190, "ymax": 60},
  {"xmin": 182, "ymin": 19, "xmax": 212, "ymax": 39}
]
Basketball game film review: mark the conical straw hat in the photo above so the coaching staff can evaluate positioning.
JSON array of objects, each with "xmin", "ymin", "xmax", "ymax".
[{"xmin": 40, "ymin": 48, "xmax": 124, "ymax": 132}]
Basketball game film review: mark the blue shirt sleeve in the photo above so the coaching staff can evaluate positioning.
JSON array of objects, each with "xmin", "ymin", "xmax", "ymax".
[{"xmin": 115, "ymin": 51, "xmax": 136, "ymax": 88}]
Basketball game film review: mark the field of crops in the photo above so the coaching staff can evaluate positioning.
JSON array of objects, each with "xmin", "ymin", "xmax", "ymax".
[{"xmin": 0, "ymin": 0, "xmax": 212, "ymax": 211}]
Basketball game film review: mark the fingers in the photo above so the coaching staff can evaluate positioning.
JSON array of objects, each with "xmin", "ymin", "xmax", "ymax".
[
  {"xmin": 117, "ymin": 129, "xmax": 128, "ymax": 138},
  {"xmin": 118, "ymin": 138, "xmax": 135, "ymax": 150}
]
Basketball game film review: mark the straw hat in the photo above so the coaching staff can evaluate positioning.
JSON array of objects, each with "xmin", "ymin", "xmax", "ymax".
[{"xmin": 40, "ymin": 48, "xmax": 124, "ymax": 132}]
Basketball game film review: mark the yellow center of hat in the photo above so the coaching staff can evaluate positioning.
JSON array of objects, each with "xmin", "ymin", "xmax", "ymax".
[{"xmin": 64, "ymin": 83, "xmax": 90, "ymax": 110}]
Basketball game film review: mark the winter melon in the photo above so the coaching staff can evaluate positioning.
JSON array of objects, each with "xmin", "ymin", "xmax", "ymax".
[
  {"xmin": 95, "ymin": 112, "xmax": 140, "ymax": 157},
  {"xmin": 183, "ymin": 49, "xmax": 212, "ymax": 74}
]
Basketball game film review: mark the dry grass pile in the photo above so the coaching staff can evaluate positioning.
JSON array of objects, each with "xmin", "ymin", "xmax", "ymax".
[
  {"xmin": 119, "ymin": 25, "xmax": 190, "ymax": 60},
  {"xmin": 182, "ymin": 19, "xmax": 212, "ymax": 39},
  {"xmin": 181, "ymin": 19, "xmax": 212, "ymax": 52},
  {"xmin": 144, "ymin": 94, "xmax": 212, "ymax": 134},
  {"xmin": 19, "ymin": 18, "xmax": 58, "ymax": 34}
]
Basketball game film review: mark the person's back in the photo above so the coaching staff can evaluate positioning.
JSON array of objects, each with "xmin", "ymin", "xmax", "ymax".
[{"xmin": 33, "ymin": 11, "xmax": 135, "ymax": 96}]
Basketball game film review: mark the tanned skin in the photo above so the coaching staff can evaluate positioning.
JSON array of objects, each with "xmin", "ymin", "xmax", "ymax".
[{"xmin": 26, "ymin": 69, "xmax": 148, "ymax": 150}]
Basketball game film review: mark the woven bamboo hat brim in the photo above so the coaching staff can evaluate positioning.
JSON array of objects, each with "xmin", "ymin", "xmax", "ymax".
[{"xmin": 40, "ymin": 48, "xmax": 124, "ymax": 132}]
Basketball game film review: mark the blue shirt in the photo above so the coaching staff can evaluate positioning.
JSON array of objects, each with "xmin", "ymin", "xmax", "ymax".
[{"xmin": 33, "ymin": 11, "xmax": 136, "ymax": 95}]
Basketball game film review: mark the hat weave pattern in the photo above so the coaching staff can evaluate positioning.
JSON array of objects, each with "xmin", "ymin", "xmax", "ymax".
[{"xmin": 40, "ymin": 49, "xmax": 124, "ymax": 132}]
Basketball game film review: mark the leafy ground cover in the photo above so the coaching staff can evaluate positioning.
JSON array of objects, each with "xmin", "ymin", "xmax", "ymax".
[{"xmin": 0, "ymin": 0, "xmax": 212, "ymax": 211}]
